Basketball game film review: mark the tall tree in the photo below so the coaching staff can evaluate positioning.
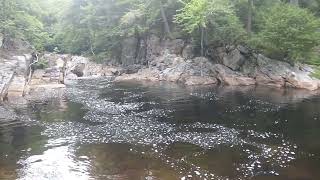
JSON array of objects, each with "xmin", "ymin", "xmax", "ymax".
[
  {"xmin": 175, "ymin": 0, "xmax": 245, "ymax": 55},
  {"xmin": 160, "ymin": 0, "xmax": 173, "ymax": 39}
]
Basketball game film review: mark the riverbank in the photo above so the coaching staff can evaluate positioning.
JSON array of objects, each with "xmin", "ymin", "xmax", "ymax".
[
  {"xmin": 1, "ymin": 37, "xmax": 320, "ymax": 104},
  {"xmin": 59, "ymin": 36, "xmax": 320, "ymax": 91}
]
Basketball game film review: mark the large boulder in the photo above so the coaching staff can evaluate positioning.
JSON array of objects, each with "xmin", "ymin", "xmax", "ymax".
[
  {"xmin": 117, "ymin": 56, "xmax": 219, "ymax": 86},
  {"xmin": 255, "ymin": 72, "xmax": 285, "ymax": 88},
  {"xmin": 285, "ymin": 72, "xmax": 319, "ymax": 91},
  {"xmin": 115, "ymin": 68, "xmax": 161, "ymax": 82},
  {"xmin": 221, "ymin": 48, "xmax": 245, "ymax": 71},
  {"xmin": 72, "ymin": 63, "xmax": 86, "ymax": 77},
  {"xmin": 252, "ymin": 54, "xmax": 320, "ymax": 90},
  {"xmin": 65, "ymin": 56, "xmax": 89, "ymax": 78},
  {"xmin": 213, "ymin": 64, "xmax": 256, "ymax": 86},
  {"xmin": 146, "ymin": 36, "xmax": 186, "ymax": 62},
  {"xmin": 182, "ymin": 44, "xmax": 194, "ymax": 59},
  {"xmin": 209, "ymin": 47, "xmax": 246, "ymax": 71}
]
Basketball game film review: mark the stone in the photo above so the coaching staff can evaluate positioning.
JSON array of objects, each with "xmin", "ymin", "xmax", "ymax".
[
  {"xmin": 222, "ymin": 49, "xmax": 245, "ymax": 71},
  {"xmin": 251, "ymin": 54, "xmax": 319, "ymax": 90},
  {"xmin": 213, "ymin": 64, "xmax": 256, "ymax": 86},
  {"xmin": 65, "ymin": 73, "xmax": 78, "ymax": 80},
  {"xmin": 121, "ymin": 37, "xmax": 138, "ymax": 66},
  {"xmin": 237, "ymin": 45, "xmax": 250, "ymax": 55},
  {"xmin": 255, "ymin": 72, "xmax": 285, "ymax": 88},
  {"xmin": 285, "ymin": 72, "xmax": 319, "ymax": 91},
  {"xmin": 56, "ymin": 58, "xmax": 65, "ymax": 68},
  {"xmin": 184, "ymin": 76, "xmax": 218, "ymax": 86},
  {"xmin": 182, "ymin": 44, "xmax": 194, "ymax": 59},
  {"xmin": 123, "ymin": 65, "xmax": 142, "ymax": 74},
  {"xmin": 115, "ymin": 68, "xmax": 160, "ymax": 82},
  {"xmin": 146, "ymin": 35, "xmax": 162, "ymax": 62},
  {"xmin": 7, "ymin": 76, "xmax": 26, "ymax": 100},
  {"xmin": 71, "ymin": 63, "xmax": 86, "ymax": 77}
]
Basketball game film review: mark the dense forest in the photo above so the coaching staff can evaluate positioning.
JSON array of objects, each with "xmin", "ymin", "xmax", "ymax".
[{"xmin": 1, "ymin": 0, "xmax": 320, "ymax": 64}]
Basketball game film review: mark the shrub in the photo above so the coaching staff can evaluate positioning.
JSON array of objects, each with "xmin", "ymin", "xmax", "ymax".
[
  {"xmin": 32, "ymin": 58, "xmax": 49, "ymax": 70},
  {"xmin": 253, "ymin": 3, "xmax": 320, "ymax": 63},
  {"xmin": 175, "ymin": 0, "xmax": 246, "ymax": 48}
]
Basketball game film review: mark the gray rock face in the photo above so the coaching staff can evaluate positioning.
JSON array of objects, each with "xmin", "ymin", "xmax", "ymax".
[
  {"xmin": 146, "ymin": 35, "xmax": 162, "ymax": 63},
  {"xmin": 209, "ymin": 47, "xmax": 245, "ymax": 71},
  {"xmin": 0, "ymin": 68, "xmax": 14, "ymax": 101},
  {"xmin": 251, "ymin": 54, "xmax": 320, "ymax": 90},
  {"xmin": 0, "ymin": 55, "xmax": 31, "ymax": 102},
  {"xmin": 121, "ymin": 37, "xmax": 138, "ymax": 66},
  {"xmin": 116, "ymin": 38, "xmax": 320, "ymax": 90},
  {"xmin": 116, "ymin": 55, "xmax": 218, "ymax": 86},
  {"xmin": 0, "ymin": 33, "xmax": 3, "ymax": 48},
  {"xmin": 65, "ymin": 55, "xmax": 124, "ymax": 79},
  {"xmin": 212, "ymin": 64, "xmax": 256, "ymax": 86},
  {"xmin": 182, "ymin": 44, "xmax": 194, "ymax": 59},
  {"xmin": 222, "ymin": 48, "xmax": 245, "ymax": 71}
]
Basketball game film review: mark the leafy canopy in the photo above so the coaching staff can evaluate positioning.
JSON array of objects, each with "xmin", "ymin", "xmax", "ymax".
[{"xmin": 253, "ymin": 3, "xmax": 320, "ymax": 62}]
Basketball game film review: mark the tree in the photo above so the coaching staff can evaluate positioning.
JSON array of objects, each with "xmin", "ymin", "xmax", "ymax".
[
  {"xmin": 175, "ymin": 0, "xmax": 245, "ymax": 55},
  {"xmin": 0, "ymin": 0, "xmax": 50, "ymax": 50},
  {"xmin": 254, "ymin": 3, "xmax": 320, "ymax": 62},
  {"xmin": 247, "ymin": 0, "xmax": 253, "ymax": 35}
]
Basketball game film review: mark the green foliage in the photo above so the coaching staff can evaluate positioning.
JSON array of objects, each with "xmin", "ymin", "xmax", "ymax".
[
  {"xmin": 311, "ymin": 65, "xmax": 320, "ymax": 79},
  {"xmin": 175, "ymin": 0, "xmax": 246, "ymax": 46},
  {"xmin": 253, "ymin": 3, "xmax": 320, "ymax": 62},
  {"xmin": 32, "ymin": 58, "xmax": 49, "ymax": 70},
  {"xmin": 1, "ymin": 0, "xmax": 320, "ymax": 66},
  {"xmin": 175, "ymin": 0, "xmax": 209, "ymax": 33},
  {"xmin": 0, "ymin": 0, "xmax": 51, "ymax": 50}
]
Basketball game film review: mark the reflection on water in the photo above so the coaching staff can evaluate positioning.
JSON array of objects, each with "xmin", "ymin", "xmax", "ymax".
[{"xmin": 1, "ymin": 80, "xmax": 320, "ymax": 179}]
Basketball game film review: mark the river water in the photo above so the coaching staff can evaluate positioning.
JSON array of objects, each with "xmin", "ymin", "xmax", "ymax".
[{"xmin": 1, "ymin": 79, "xmax": 320, "ymax": 180}]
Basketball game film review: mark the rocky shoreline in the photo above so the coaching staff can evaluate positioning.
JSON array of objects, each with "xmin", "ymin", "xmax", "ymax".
[{"xmin": 1, "ymin": 37, "xmax": 320, "ymax": 104}]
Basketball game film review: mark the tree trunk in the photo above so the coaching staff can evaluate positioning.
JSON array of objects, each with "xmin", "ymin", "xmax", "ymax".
[
  {"xmin": 160, "ymin": 1, "xmax": 172, "ymax": 39},
  {"xmin": 246, "ymin": 0, "xmax": 253, "ymax": 35},
  {"xmin": 200, "ymin": 26, "xmax": 204, "ymax": 57}
]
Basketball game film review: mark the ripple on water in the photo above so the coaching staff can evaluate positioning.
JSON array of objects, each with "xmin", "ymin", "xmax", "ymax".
[
  {"xmin": 5, "ymin": 79, "xmax": 319, "ymax": 180},
  {"xmin": 29, "ymin": 80, "xmax": 300, "ymax": 179}
]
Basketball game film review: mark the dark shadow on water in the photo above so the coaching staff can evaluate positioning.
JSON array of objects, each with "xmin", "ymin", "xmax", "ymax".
[{"xmin": 1, "ymin": 80, "xmax": 320, "ymax": 179}]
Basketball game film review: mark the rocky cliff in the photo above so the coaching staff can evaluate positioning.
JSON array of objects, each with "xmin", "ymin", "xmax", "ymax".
[
  {"xmin": 1, "ymin": 36, "xmax": 320, "ymax": 104},
  {"xmin": 114, "ymin": 35, "xmax": 320, "ymax": 91}
]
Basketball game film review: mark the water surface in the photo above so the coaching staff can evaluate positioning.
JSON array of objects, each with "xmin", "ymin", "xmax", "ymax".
[{"xmin": 1, "ymin": 80, "xmax": 320, "ymax": 179}]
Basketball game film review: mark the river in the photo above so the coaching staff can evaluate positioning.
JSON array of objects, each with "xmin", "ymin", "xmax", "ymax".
[{"xmin": 1, "ymin": 79, "xmax": 320, "ymax": 180}]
